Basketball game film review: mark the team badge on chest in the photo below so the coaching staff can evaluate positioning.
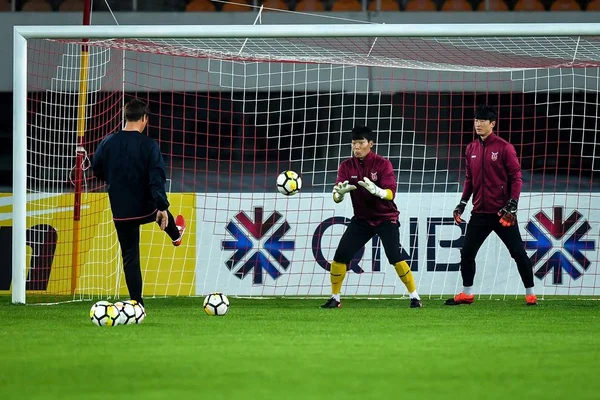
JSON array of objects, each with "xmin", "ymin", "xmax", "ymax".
[
  {"xmin": 491, "ymin": 152, "xmax": 498, "ymax": 161},
  {"xmin": 370, "ymin": 171, "xmax": 378, "ymax": 181}
]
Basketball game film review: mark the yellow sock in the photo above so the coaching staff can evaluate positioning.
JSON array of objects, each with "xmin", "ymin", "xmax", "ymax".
[
  {"xmin": 330, "ymin": 261, "xmax": 347, "ymax": 295},
  {"xmin": 394, "ymin": 261, "xmax": 416, "ymax": 293}
]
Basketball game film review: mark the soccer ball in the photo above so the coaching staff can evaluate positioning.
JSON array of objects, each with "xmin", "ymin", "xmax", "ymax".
[
  {"xmin": 276, "ymin": 170, "xmax": 302, "ymax": 196},
  {"xmin": 114, "ymin": 301, "xmax": 137, "ymax": 326},
  {"xmin": 90, "ymin": 300, "xmax": 120, "ymax": 327},
  {"xmin": 124, "ymin": 300, "xmax": 146, "ymax": 324},
  {"xmin": 203, "ymin": 293, "xmax": 230, "ymax": 316},
  {"xmin": 133, "ymin": 303, "xmax": 146, "ymax": 324}
]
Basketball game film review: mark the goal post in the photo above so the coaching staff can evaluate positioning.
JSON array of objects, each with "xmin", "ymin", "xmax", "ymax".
[
  {"xmin": 12, "ymin": 30, "xmax": 27, "ymax": 305},
  {"xmin": 12, "ymin": 23, "xmax": 600, "ymax": 304}
]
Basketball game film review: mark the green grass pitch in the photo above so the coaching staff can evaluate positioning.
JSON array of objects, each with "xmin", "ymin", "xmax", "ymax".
[{"xmin": 1, "ymin": 296, "xmax": 599, "ymax": 400}]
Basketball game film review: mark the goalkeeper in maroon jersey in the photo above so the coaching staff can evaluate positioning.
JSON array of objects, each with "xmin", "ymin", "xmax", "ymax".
[
  {"xmin": 447, "ymin": 104, "xmax": 536, "ymax": 306},
  {"xmin": 321, "ymin": 126, "xmax": 422, "ymax": 309},
  {"xmin": 92, "ymin": 98, "xmax": 186, "ymax": 307}
]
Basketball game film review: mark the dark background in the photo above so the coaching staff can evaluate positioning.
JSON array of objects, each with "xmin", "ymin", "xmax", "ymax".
[{"xmin": 2, "ymin": 89, "xmax": 598, "ymax": 193}]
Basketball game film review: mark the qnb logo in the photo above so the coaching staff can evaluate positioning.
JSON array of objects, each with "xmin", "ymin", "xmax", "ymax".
[
  {"xmin": 525, "ymin": 207, "xmax": 596, "ymax": 284},
  {"xmin": 221, "ymin": 207, "xmax": 295, "ymax": 284}
]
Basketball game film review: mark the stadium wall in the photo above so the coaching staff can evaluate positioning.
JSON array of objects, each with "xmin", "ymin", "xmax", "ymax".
[
  {"xmin": 197, "ymin": 192, "xmax": 599, "ymax": 296},
  {"xmin": 1, "ymin": 191, "xmax": 597, "ymax": 296}
]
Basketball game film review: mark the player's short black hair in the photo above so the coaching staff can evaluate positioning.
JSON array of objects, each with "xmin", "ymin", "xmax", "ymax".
[
  {"xmin": 351, "ymin": 126, "xmax": 375, "ymax": 142},
  {"xmin": 474, "ymin": 104, "xmax": 498, "ymax": 122},
  {"xmin": 124, "ymin": 98, "xmax": 150, "ymax": 122}
]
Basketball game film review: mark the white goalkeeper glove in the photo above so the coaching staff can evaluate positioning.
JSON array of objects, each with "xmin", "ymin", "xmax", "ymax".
[
  {"xmin": 358, "ymin": 177, "xmax": 389, "ymax": 200},
  {"xmin": 332, "ymin": 180, "xmax": 357, "ymax": 203}
]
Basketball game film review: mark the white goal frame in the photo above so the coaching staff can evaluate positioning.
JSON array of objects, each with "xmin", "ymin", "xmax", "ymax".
[{"xmin": 12, "ymin": 23, "xmax": 600, "ymax": 304}]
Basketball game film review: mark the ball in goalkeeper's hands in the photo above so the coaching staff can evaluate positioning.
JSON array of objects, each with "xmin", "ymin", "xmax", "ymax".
[{"xmin": 276, "ymin": 170, "xmax": 302, "ymax": 196}]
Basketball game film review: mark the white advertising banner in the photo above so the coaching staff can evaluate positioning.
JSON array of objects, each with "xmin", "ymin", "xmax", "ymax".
[{"xmin": 195, "ymin": 193, "xmax": 599, "ymax": 296}]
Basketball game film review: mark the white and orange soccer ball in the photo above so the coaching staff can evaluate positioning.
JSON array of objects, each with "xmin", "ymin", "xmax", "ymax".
[
  {"xmin": 203, "ymin": 293, "xmax": 230, "ymax": 316},
  {"xmin": 276, "ymin": 170, "xmax": 302, "ymax": 196}
]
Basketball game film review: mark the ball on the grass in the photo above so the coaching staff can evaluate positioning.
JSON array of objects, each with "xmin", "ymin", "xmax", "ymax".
[
  {"xmin": 90, "ymin": 300, "xmax": 120, "ymax": 327},
  {"xmin": 124, "ymin": 300, "xmax": 146, "ymax": 324},
  {"xmin": 114, "ymin": 301, "xmax": 137, "ymax": 326},
  {"xmin": 203, "ymin": 293, "xmax": 230, "ymax": 316}
]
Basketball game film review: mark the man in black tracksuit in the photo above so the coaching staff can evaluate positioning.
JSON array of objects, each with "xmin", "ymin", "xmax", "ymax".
[{"xmin": 92, "ymin": 98, "xmax": 186, "ymax": 307}]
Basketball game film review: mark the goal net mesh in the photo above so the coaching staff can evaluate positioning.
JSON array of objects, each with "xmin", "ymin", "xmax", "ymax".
[{"xmin": 20, "ymin": 32, "xmax": 600, "ymax": 302}]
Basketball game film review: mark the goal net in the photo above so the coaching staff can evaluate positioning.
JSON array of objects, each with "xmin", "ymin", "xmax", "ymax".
[{"xmin": 12, "ymin": 24, "xmax": 600, "ymax": 303}]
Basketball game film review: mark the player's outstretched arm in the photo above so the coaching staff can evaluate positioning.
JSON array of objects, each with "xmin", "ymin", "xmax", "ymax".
[
  {"xmin": 148, "ymin": 142, "xmax": 170, "ymax": 212},
  {"xmin": 358, "ymin": 177, "xmax": 393, "ymax": 200},
  {"xmin": 333, "ymin": 181, "xmax": 357, "ymax": 203},
  {"xmin": 359, "ymin": 159, "xmax": 396, "ymax": 201},
  {"xmin": 333, "ymin": 163, "xmax": 355, "ymax": 203}
]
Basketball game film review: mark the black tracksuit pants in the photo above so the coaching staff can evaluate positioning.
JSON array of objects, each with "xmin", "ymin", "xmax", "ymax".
[
  {"xmin": 461, "ymin": 213, "xmax": 534, "ymax": 289},
  {"xmin": 114, "ymin": 210, "xmax": 180, "ymax": 305}
]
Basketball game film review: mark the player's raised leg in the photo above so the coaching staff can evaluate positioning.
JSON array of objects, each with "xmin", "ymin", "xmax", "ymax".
[
  {"xmin": 377, "ymin": 220, "xmax": 422, "ymax": 308},
  {"xmin": 321, "ymin": 218, "xmax": 373, "ymax": 308},
  {"xmin": 446, "ymin": 214, "xmax": 493, "ymax": 306},
  {"xmin": 494, "ymin": 222, "xmax": 536, "ymax": 305},
  {"xmin": 114, "ymin": 221, "xmax": 145, "ymax": 306},
  {"xmin": 155, "ymin": 210, "xmax": 186, "ymax": 246}
]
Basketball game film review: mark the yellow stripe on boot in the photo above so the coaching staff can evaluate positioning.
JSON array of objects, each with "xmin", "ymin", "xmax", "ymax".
[
  {"xmin": 330, "ymin": 261, "xmax": 347, "ymax": 295},
  {"xmin": 394, "ymin": 261, "xmax": 416, "ymax": 293}
]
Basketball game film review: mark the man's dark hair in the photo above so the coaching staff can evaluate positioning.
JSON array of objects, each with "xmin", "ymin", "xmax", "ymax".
[
  {"xmin": 124, "ymin": 98, "xmax": 150, "ymax": 122},
  {"xmin": 474, "ymin": 104, "xmax": 498, "ymax": 122},
  {"xmin": 351, "ymin": 126, "xmax": 375, "ymax": 142}
]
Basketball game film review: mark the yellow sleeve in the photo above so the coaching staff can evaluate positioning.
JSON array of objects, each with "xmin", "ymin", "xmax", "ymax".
[{"xmin": 382, "ymin": 189, "xmax": 394, "ymax": 201}]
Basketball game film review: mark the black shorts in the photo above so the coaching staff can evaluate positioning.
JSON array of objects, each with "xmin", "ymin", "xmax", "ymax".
[{"xmin": 334, "ymin": 217, "xmax": 405, "ymax": 265}]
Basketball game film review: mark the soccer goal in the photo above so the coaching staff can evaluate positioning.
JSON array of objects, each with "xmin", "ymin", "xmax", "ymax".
[{"xmin": 11, "ymin": 23, "xmax": 600, "ymax": 304}]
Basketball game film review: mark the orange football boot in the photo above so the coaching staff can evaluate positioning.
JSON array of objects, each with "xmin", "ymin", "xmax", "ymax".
[
  {"xmin": 525, "ymin": 294, "xmax": 537, "ymax": 306},
  {"xmin": 445, "ymin": 292, "xmax": 475, "ymax": 306}
]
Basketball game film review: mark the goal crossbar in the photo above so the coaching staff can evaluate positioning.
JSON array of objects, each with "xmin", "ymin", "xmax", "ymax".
[{"xmin": 13, "ymin": 23, "xmax": 600, "ymax": 40}]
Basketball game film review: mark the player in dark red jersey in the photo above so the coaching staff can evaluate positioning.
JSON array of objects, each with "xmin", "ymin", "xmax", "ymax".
[
  {"xmin": 447, "ymin": 105, "xmax": 536, "ymax": 306},
  {"xmin": 321, "ymin": 126, "xmax": 422, "ymax": 309}
]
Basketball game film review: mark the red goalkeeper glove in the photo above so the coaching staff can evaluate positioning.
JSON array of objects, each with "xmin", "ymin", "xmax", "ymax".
[
  {"xmin": 498, "ymin": 199, "xmax": 518, "ymax": 227},
  {"xmin": 453, "ymin": 200, "xmax": 468, "ymax": 225}
]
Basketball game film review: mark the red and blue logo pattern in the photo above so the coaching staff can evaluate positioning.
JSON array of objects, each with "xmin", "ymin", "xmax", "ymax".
[
  {"xmin": 525, "ymin": 207, "xmax": 595, "ymax": 284},
  {"xmin": 221, "ymin": 207, "xmax": 295, "ymax": 284}
]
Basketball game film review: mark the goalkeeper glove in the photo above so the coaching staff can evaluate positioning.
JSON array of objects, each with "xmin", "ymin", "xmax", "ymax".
[
  {"xmin": 453, "ymin": 200, "xmax": 468, "ymax": 225},
  {"xmin": 358, "ymin": 177, "xmax": 389, "ymax": 200},
  {"xmin": 332, "ymin": 180, "xmax": 357, "ymax": 203},
  {"xmin": 498, "ymin": 199, "xmax": 518, "ymax": 227}
]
